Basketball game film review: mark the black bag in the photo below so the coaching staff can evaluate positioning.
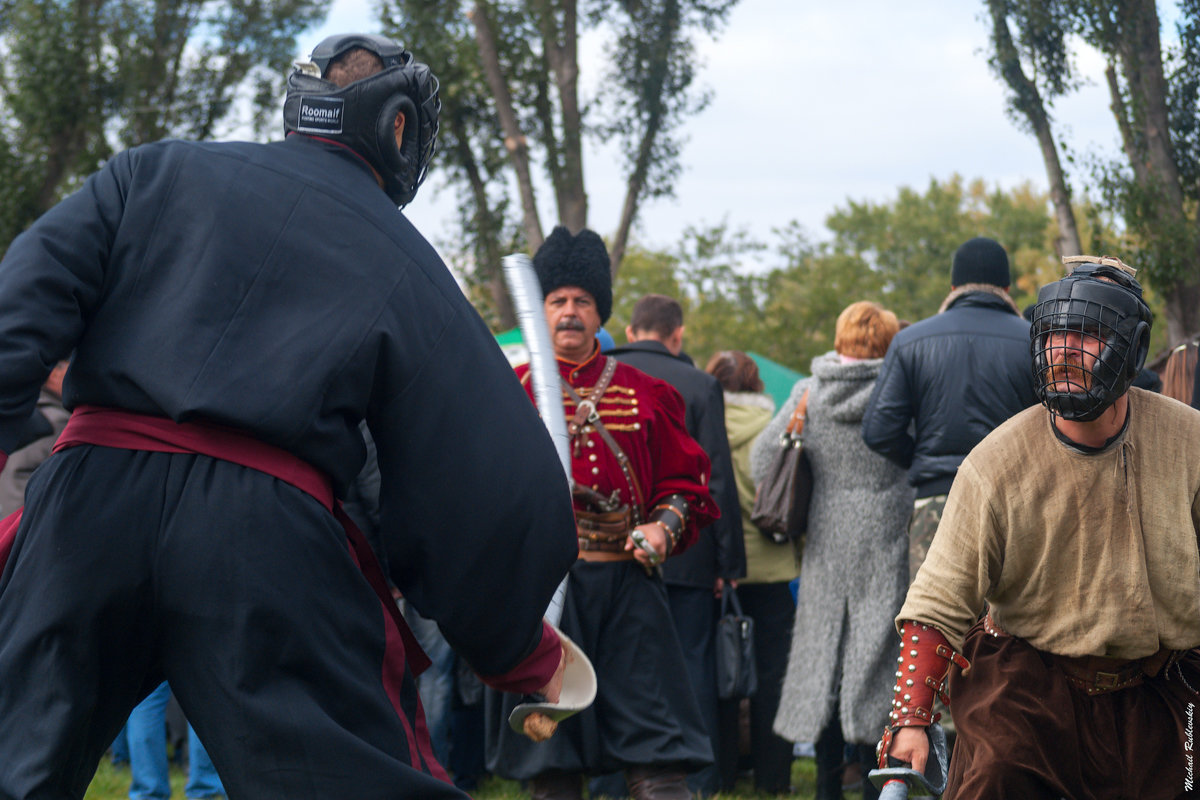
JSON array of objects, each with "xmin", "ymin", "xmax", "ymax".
[
  {"xmin": 715, "ymin": 586, "xmax": 757, "ymax": 700},
  {"xmin": 750, "ymin": 388, "xmax": 813, "ymax": 544}
]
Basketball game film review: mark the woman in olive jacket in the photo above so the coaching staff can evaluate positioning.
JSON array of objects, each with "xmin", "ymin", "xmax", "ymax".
[{"xmin": 706, "ymin": 350, "xmax": 798, "ymax": 795}]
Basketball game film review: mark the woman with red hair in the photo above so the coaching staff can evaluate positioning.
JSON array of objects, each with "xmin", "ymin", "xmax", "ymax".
[{"xmin": 754, "ymin": 301, "xmax": 913, "ymax": 800}]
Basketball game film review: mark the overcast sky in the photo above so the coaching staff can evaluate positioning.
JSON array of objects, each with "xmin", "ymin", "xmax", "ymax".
[{"xmin": 301, "ymin": 1, "xmax": 1134, "ymax": 259}]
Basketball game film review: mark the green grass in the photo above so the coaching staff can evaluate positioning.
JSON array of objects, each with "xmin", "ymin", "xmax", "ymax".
[
  {"xmin": 85, "ymin": 760, "xmax": 185, "ymax": 799},
  {"xmin": 85, "ymin": 756, "xmax": 827, "ymax": 799}
]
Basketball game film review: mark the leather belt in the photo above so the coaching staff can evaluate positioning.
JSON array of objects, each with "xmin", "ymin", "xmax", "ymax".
[
  {"xmin": 985, "ymin": 611, "xmax": 1178, "ymax": 696},
  {"xmin": 578, "ymin": 535, "xmax": 626, "ymax": 553},
  {"xmin": 1053, "ymin": 653, "xmax": 1147, "ymax": 695},
  {"xmin": 577, "ymin": 549, "xmax": 635, "ymax": 563},
  {"xmin": 576, "ymin": 506, "xmax": 633, "ymax": 553}
]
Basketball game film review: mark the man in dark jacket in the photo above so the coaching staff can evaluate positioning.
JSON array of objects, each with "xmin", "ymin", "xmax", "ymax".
[
  {"xmin": 607, "ymin": 293, "xmax": 745, "ymax": 797},
  {"xmin": 0, "ymin": 34, "xmax": 575, "ymax": 798},
  {"xmin": 862, "ymin": 237, "xmax": 1038, "ymax": 585}
]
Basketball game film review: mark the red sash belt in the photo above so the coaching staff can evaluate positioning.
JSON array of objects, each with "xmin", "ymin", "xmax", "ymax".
[{"xmin": 1, "ymin": 404, "xmax": 431, "ymax": 675}]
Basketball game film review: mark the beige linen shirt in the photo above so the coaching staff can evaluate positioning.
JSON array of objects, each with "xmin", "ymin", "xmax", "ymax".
[{"xmin": 899, "ymin": 388, "xmax": 1200, "ymax": 660}]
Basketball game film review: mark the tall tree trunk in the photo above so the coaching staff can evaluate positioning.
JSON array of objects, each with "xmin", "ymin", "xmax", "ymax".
[
  {"xmin": 534, "ymin": 0, "xmax": 587, "ymax": 231},
  {"xmin": 34, "ymin": 130, "xmax": 85, "ymax": 216},
  {"xmin": 610, "ymin": 145, "xmax": 648, "ymax": 279},
  {"xmin": 1112, "ymin": 0, "xmax": 1199, "ymax": 343},
  {"xmin": 454, "ymin": 125, "xmax": 516, "ymax": 329},
  {"xmin": 610, "ymin": 0, "xmax": 681, "ymax": 279},
  {"xmin": 986, "ymin": 0, "xmax": 1082, "ymax": 256},
  {"xmin": 1165, "ymin": 281, "xmax": 1200, "ymax": 346},
  {"xmin": 469, "ymin": 1, "xmax": 545, "ymax": 251},
  {"xmin": 1105, "ymin": 64, "xmax": 1144, "ymax": 179}
]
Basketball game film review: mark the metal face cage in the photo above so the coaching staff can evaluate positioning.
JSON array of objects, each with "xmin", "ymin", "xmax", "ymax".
[{"xmin": 1029, "ymin": 263, "xmax": 1151, "ymax": 422}]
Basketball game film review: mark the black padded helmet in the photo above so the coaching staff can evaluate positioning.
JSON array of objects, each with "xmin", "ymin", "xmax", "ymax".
[
  {"xmin": 283, "ymin": 33, "xmax": 440, "ymax": 206},
  {"xmin": 1029, "ymin": 256, "xmax": 1153, "ymax": 421}
]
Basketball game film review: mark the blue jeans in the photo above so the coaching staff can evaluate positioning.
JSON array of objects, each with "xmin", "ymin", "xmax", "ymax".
[{"xmin": 123, "ymin": 683, "xmax": 224, "ymax": 799}]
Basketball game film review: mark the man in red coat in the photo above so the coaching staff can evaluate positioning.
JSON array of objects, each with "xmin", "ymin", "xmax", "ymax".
[{"xmin": 487, "ymin": 227, "xmax": 719, "ymax": 800}]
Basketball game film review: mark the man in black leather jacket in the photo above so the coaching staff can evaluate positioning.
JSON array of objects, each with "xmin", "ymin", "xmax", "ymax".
[
  {"xmin": 862, "ymin": 237, "xmax": 1038, "ymax": 585},
  {"xmin": 606, "ymin": 293, "xmax": 745, "ymax": 798}
]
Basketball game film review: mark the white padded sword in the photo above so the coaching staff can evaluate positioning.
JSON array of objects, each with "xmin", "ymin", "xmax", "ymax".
[{"xmin": 502, "ymin": 253, "xmax": 596, "ymax": 741}]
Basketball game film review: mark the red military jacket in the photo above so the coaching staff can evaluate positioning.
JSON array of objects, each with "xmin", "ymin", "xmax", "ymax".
[{"xmin": 517, "ymin": 346, "xmax": 718, "ymax": 554}]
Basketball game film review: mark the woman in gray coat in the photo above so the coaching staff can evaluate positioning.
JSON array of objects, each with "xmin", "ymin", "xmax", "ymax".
[{"xmin": 753, "ymin": 301, "xmax": 913, "ymax": 800}]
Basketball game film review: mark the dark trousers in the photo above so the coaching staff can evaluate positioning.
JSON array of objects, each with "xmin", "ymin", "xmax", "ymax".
[
  {"xmin": 667, "ymin": 584, "xmax": 721, "ymax": 796},
  {"xmin": 813, "ymin": 714, "xmax": 879, "ymax": 800},
  {"xmin": 716, "ymin": 581, "xmax": 797, "ymax": 794},
  {"xmin": 948, "ymin": 620, "xmax": 1200, "ymax": 799},
  {"xmin": 0, "ymin": 446, "xmax": 460, "ymax": 799}
]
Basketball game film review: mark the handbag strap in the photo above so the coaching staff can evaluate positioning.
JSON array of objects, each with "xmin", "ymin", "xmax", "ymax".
[
  {"xmin": 721, "ymin": 585, "xmax": 744, "ymax": 618},
  {"xmin": 785, "ymin": 388, "xmax": 810, "ymax": 436}
]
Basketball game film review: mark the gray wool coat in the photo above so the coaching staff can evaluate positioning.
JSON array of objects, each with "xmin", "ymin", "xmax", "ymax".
[{"xmin": 755, "ymin": 352, "xmax": 915, "ymax": 745}]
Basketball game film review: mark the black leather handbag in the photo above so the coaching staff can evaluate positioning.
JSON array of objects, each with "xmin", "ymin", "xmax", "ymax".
[
  {"xmin": 750, "ymin": 388, "xmax": 813, "ymax": 544},
  {"xmin": 715, "ymin": 586, "xmax": 757, "ymax": 700}
]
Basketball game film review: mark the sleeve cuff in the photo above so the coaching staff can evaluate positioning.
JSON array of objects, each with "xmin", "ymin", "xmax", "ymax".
[{"xmin": 479, "ymin": 620, "xmax": 562, "ymax": 695}]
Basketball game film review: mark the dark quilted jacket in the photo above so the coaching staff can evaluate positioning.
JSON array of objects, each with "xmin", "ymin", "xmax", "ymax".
[{"xmin": 861, "ymin": 289, "xmax": 1040, "ymax": 497}]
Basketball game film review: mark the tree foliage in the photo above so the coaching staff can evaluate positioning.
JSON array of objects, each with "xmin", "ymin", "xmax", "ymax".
[
  {"xmin": 0, "ymin": 0, "xmax": 326, "ymax": 256},
  {"xmin": 378, "ymin": 1, "xmax": 522, "ymax": 327},
  {"xmin": 376, "ymin": 0, "xmax": 737, "ymax": 329},
  {"xmin": 981, "ymin": 0, "xmax": 1200, "ymax": 345},
  {"xmin": 984, "ymin": 0, "xmax": 1083, "ymax": 257},
  {"xmin": 608, "ymin": 177, "xmax": 1135, "ymax": 375}
]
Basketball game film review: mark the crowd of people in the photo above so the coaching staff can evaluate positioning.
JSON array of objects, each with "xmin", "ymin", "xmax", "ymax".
[{"xmin": 1, "ymin": 28, "xmax": 1199, "ymax": 800}]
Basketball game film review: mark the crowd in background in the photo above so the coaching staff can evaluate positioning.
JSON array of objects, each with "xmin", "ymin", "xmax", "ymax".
[{"xmin": 3, "ymin": 234, "xmax": 1198, "ymax": 799}]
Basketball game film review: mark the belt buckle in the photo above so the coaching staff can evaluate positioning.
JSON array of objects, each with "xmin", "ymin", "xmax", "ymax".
[{"xmin": 1093, "ymin": 670, "xmax": 1119, "ymax": 690}]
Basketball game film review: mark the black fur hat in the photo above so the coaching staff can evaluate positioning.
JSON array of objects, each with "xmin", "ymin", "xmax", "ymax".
[{"xmin": 532, "ymin": 226, "xmax": 612, "ymax": 323}]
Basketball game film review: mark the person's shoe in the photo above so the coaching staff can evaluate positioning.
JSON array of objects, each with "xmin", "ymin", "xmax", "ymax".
[{"xmin": 841, "ymin": 760, "xmax": 863, "ymax": 791}]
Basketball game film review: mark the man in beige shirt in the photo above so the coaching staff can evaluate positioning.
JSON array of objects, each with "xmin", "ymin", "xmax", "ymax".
[{"xmin": 882, "ymin": 256, "xmax": 1200, "ymax": 798}]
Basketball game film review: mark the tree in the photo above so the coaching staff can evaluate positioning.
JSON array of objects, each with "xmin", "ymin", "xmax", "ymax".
[
  {"xmin": 376, "ymin": 0, "xmax": 737, "ymax": 330},
  {"xmin": 980, "ymin": 0, "xmax": 1200, "ymax": 346},
  {"xmin": 608, "ymin": 178, "xmax": 1151, "ymax": 375},
  {"xmin": 378, "ymin": 1, "xmax": 522, "ymax": 328},
  {"xmin": 0, "ymin": 0, "xmax": 326, "ymax": 256},
  {"xmin": 985, "ymin": 0, "xmax": 1083, "ymax": 257},
  {"xmin": 1081, "ymin": 0, "xmax": 1200, "ymax": 346}
]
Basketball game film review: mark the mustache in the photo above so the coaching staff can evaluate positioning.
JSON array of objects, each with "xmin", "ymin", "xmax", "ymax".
[
  {"xmin": 1048, "ymin": 363, "xmax": 1091, "ymax": 390},
  {"xmin": 556, "ymin": 319, "xmax": 586, "ymax": 332}
]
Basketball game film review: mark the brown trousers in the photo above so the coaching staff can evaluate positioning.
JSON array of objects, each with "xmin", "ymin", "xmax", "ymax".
[{"xmin": 946, "ymin": 619, "xmax": 1200, "ymax": 799}]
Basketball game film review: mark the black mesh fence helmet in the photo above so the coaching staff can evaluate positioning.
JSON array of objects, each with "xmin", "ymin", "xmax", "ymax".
[
  {"xmin": 1029, "ymin": 256, "xmax": 1152, "ymax": 421},
  {"xmin": 283, "ymin": 33, "xmax": 440, "ymax": 206}
]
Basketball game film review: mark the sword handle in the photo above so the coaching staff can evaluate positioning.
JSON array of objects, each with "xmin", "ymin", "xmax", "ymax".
[{"xmin": 521, "ymin": 711, "xmax": 558, "ymax": 742}]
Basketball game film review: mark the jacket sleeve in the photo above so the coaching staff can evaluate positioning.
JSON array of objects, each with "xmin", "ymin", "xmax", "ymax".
[
  {"xmin": 0, "ymin": 152, "xmax": 129, "ymax": 457},
  {"xmin": 696, "ymin": 381, "xmax": 745, "ymax": 579},
  {"xmin": 645, "ymin": 380, "xmax": 718, "ymax": 554},
  {"xmin": 861, "ymin": 346, "xmax": 916, "ymax": 469},
  {"xmin": 750, "ymin": 378, "xmax": 807, "ymax": 486},
  {"xmin": 369, "ymin": 289, "xmax": 577, "ymax": 682},
  {"xmin": 896, "ymin": 456, "xmax": 999, "ymax": 651}
]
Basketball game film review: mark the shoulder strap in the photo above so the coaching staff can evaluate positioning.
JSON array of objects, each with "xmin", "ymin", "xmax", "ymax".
[
  {"xmin": 566, "ymin": 357, "xmax": 618, "ymax": 434},
  {"xmin": 561, "ymin": 360, "xmax": 646, "ymax": 522}
]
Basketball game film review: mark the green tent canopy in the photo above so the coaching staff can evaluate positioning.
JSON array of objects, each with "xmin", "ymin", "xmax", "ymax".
[
  {"xmin": 495, "ymin": 327, "xmax": 523, "ymax": 347},
  {"xmin": 746, "ymin": 352, "xmax": 804, "ymax": 411},
  {"xmin": 494, "ymin": 329, "xmax": 802, "ymax": 411}
]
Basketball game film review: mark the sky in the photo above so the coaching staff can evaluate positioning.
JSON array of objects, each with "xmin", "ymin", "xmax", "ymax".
[{"xmin": 299, "ymin": 1, "xmax": 1135, "ymax": 259}]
